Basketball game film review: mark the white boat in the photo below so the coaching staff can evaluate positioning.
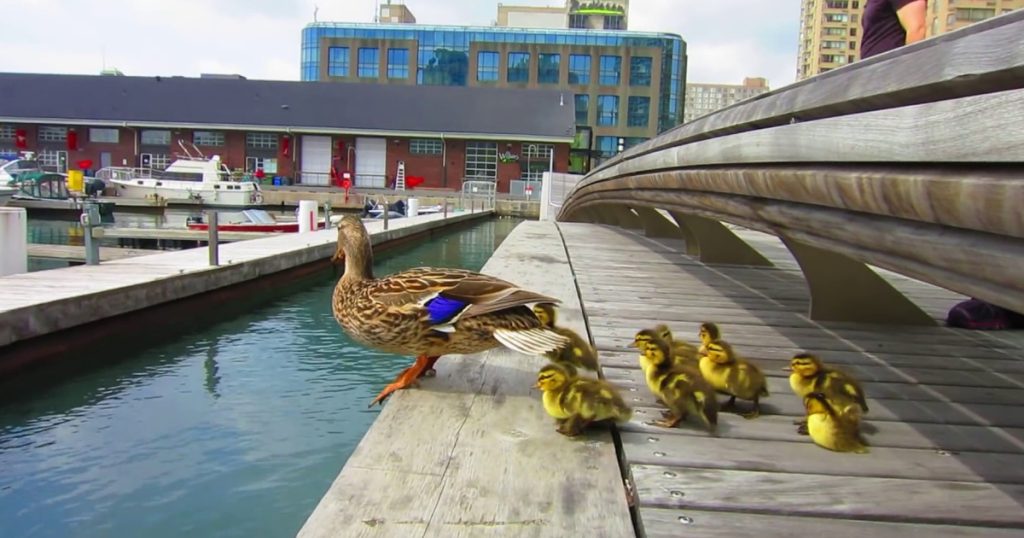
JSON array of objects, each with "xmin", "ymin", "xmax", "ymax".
[
  {"xmin": 0, "ymin": 185, "xmax": 15, "ymax": 206},
  {"xmin": 99, "ymin": 142, "xmax": 263, "ymax": 208}
]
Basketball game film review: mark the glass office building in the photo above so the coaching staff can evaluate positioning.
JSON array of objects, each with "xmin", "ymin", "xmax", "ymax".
[{"xmin": 301, "ymin": 23, "xmax": 686, "ymax": 170}]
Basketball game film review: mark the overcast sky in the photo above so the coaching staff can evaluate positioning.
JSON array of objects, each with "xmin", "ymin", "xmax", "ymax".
[{"xmin": 1, "ymin": 0, "xmax": 800, "ymax": 89}]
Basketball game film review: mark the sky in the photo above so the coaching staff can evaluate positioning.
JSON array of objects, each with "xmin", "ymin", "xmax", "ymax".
[{"xmin": 0, "ymin": 0, "xmax": 800, "ymax": 89}]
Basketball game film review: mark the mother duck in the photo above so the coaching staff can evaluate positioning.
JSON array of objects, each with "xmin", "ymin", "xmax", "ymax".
[{"xmin": 331, "ymin": 216, "xmax": 569, "ymax": 406}]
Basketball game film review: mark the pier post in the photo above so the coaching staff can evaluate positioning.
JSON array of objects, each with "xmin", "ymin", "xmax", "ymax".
[
  {"xmin": 207, "ymin": 211, "xmax": 219, "ymax": 266},
  {"xmin": 382, "ymin": 197, "xmax": 389, "ymax": 231},
  {"xmin": 324, "ymin": 200, "xmax": 332, "ymax": 229},
  {"xmin": 0, "ymin": 207, "xmax": 28, "ymax": 276},
  {"xmin": 81, "ymin": 200, "xmax": 101, "ymax": 266},
  {"xmin": 443, "ymin": 198, "xmax": 448, "ymax": 218}
]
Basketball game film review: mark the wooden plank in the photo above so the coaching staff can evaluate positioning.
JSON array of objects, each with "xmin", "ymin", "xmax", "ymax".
[
  {"xmin": 592, "ymin": 11, "xmax": 1024, "ymax": 177},
  {"xmin": 26, "ymin": 244, "xmax": 159, "ymax": 262},
  {"xmin": 99, "ymin": 227, "xmax": 275, "ymax": 242},
  {"xmin": 631, "ymin": 465, "xmax": 1024, "ymax": 527},
  {"xmin": 620, "ymin": 431, "xmax": 1024, "ymax": 484},
  {"xmin": 621, "ymin": 408, "xmax": 1024, "ymax": 454},
  {"xmin": 639, "ymin": 507, "xmax": 1024, "ymax": 538},
  {"xmin": 298, "ymin": 221, "xmax": 634, "ymax": 537}
]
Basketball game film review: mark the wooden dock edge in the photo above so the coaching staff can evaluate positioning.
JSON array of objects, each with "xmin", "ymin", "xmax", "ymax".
[
  {"xmin": 297, "ymin": 220, "xmax": 635, "ymax": 538},
  {"xmin": 0, "ymin": 212, "xmax": 492, "ymax": 377}
]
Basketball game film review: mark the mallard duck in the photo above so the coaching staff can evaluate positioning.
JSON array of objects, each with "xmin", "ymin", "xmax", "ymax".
[
  {"xmin": 697, "ymin": 321, "xmax": 721, "ymax": 356},
  {"xmin": 653, "ymin": 324, "xmax": 699, "ymax": 365},
  {"xmin": 804, "ymin": 392, "xmax": 869, "ymax": 453},
  {"xmin": 535, "ymin": 362, "xmax": 632, "ymax": 436},
  {"xmin": 698, "ymin": 340, "xmax": 769, "ymax": 418},
  {"xmin": 331, "ymin": 216, "xmax": 570, "ymax": 406},
  {"xmin": 639, "ymin": 336, "xmax": 718, "ymax": 433},
  {"xmin": 787, "ymin": 352, "xmax": 869, "ymax": 432},
  {"xmin": 532, "ymin": 303, "xmax": 599, "ymax": 371}
]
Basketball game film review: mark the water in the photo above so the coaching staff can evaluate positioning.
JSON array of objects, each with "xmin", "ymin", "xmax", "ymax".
[{"xmin": 0, "ymin": 217, "xmax": 523, "ymax": 538}]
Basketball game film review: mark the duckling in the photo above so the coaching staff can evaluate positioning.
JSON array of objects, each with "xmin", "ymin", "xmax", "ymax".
[
  {"xmin": 787, "ymin": 352, "xmax": 869, "ymax": 432},
  {"xmin": 804, "ymin": 392, "xmax": 869, "ymax": 453},
  {"xmin": 653, "ymin": 324, "xmax": 699, "ymax": 365},
  {"xmin": 532, "ymin": 303, "xmax": 599, "ymax": 372},
  {"xmin": 535, "ymin": 362, "xmax": 632, "ymax": 437},
  {"xmin": 640, "ymin": 337, "xmax": 718, "ymax": 433},
  {"xmin": 635, "ymin": 328, "xmax": 695, "ymax": 368},
  {"xmin": 698, "ymin": 340, "xmax": 769, "ymax": 419},
  {"xmin": 697, "ymin": 322, "xmax": 721, "ymax": 356}
]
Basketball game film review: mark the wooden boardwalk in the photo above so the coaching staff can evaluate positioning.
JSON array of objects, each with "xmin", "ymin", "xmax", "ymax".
[
  {"xmin": 27, "ymin": 244, "xmax": 158, "ymax": 262},
  {"xmin": 560, "ymin": 222, "xmax": 1024, "ymax": 537}
]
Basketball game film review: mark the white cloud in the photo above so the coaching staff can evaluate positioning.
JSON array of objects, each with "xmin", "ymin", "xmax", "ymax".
[{"xmin": 0, "ymin": 0, "xmax": 799, "ymax": 87}]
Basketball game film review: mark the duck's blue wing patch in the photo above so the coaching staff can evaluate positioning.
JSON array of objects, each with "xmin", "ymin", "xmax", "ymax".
[{"xmin": 424, "ymin": 295, "xmax": 470, "ymax": 325}]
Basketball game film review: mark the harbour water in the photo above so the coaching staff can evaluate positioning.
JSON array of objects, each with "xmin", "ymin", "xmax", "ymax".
[{"xmin": 0, "ymin": 216, "xmax": 522, "ymax": 538}]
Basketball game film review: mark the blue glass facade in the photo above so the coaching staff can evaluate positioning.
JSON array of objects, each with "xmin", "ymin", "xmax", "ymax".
[{"xmin": 301, "ymin": 23, "xmax": 687, "ymax": 133}]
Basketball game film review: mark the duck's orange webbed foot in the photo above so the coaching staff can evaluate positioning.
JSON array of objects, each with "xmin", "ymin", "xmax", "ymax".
[{"xmin": 369, "ymin": 355, "xmax": 441, "ymax": 407}]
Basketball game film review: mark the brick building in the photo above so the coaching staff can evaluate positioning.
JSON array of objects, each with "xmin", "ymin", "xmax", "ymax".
[{"xmin": 0, "ymin": 72, "xmax": 574, "ymax": 193}]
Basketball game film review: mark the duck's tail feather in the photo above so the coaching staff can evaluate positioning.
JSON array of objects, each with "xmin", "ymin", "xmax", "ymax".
[{"xmin": 494, "ymin": 328, "xmax": 569, "ymax": 356}]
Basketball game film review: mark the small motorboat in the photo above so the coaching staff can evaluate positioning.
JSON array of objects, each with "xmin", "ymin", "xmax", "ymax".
[{"xmin": 185, "ymin": 209, "xmax": 329, "ymax": 233}]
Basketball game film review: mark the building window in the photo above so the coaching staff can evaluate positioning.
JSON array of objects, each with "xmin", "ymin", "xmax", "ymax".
[
  {"xmin": 599, "ymin": 55, "xmax": 621, "ymax": 86},
  {"xmin": 568, "ymin": 14, "xmax": 587, "ymax": 28},
  {"xmin": 574, "ymin": 94, "xmax": 589, "ymax": 125},
  {"xmin": 520, "ymin": 143, "xmax": 554, "ymax": 181},
  {"xmin": 149, "ymin": 154, "xmax": 171, "ymax": 169},
  {"xmin": 507, "ymin": 52, "xmax": 529, "ymax": 83},
  {"xmin": 387, "ymin": 48, "xmax": 409, "ymax": 79},
  {"xmin": 245, "ymin": 156, "xmax": 278, "ymax": 174},
  {"xmin": 37, "ymin": 149, "xmax": 66, "ymax": 171},
  {"xmin": 603, "ymin": 15, "xmax": 625, "ymax": 29},
  {"xmin": 597, "ymin": 95, "xmax": 619, "ymax": 126},
  {"xmin": 328, "ymin": 46, "xmax": 349, "ymax": 77},
  {"xmin": 358, "ymin": 47, "xmax": 379, "ymax": 78},
  {"xmin": 465, "ymin": 141, "xmax": 497, "ymax": 181},
  {"xmin": 824, "ymin": 13, "xmax": 849, "ymax": 23},
  {"xmin": 193, "ymin": 131, "xmax": 224, "ymax": 146},
  {"xmin": 538, "ymin": 53, "xmax": 560, "ymax": 84},
  {"xmin": 629, "ymin": 57, "xmax": 652, "ymax": 86},
  {"xmin": 140, "ymin": 129, "xmax": 171, "ymax": 146},
  {"xmin": 627, "ymin": 96, "xmax": 650, "ymax": 127},
  {"xmin": 956, "ymin": 8, "xmax": 995, "ymax": 21},
  {"xmin": 477, "ymin": 51, "xmax": 499, "ymax": 82},
  {"xmin": 38, "ymin": 126, "xmax": 67, "ymax": 142},
  {"xmin": 246, "ymin": 132, "xmax": 278, "ymax": 149},
  {"xmin": 595, "ymin": 136, "xmax": 618, "ymax": 158},
  {"xmin": 568, "ymin": 54, "xmax": 591, "ymax": 84},
  {"xmin": 623, "ymin": 137, "xmax": 648, "ymax": 150},
  {"xmin": 410, "ymin": 138, "xmax": 443, "ymax": 155},
  {"xmin": 89, "ymin": 128, "xmax": 119, "ymax": 143},
  {"xmin": 0, "ymin": 125, "xmax": 14, "ymax": 140}
]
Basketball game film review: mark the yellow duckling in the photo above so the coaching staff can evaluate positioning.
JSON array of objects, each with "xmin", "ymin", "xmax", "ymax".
[
  {"xmin": 639, "ymin": 336, "xmax": 718, "ymax": 433},
  {"xmin": 787, "ymin": 352, "xmax": 869, "ymax": 427},
  {"xmin": 635, "ymin": 328, "xmax": 695, "ymax": 368},
  {"xmin": 697, "ymin": 321, "xmax": 721, "ymax": 356},
  {"xmin": 532, "ymin": 303, "xmax": 599, "ymax": 372},
  {"xmin": 699, "ymin": 340, "xmax": 769, "ymax": 418},
  {"xmin": 804, "ymin": 392, "xmax": 869, "ymax": 453},
  {"xmin": 535, "ymin": 362, "xmax": 632, "ymax": 436},
  {"xmin": 653, "ymin": 324, "xmax": 699, "ymax": 365}
]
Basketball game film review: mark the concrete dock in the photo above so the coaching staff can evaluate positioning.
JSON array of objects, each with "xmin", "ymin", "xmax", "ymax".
[{"xmin": 0, "ymin": 209, "xmax": 493, "ymax": 377}]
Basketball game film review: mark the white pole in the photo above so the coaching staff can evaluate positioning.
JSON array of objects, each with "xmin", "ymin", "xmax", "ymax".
[
  {"xmin": 297, "ymin": 200, "xmax": 318, "ymax": 233},
  {"xmin": 0, "ymin": 207, "xmax": 28, "ymax": 276}
]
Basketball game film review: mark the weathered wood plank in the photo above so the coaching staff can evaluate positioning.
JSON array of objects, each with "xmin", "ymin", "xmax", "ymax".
[
  {"xmin": 621, "ymin": 408, "xmax": 1024, "ymax": 454},
  {"xmin": 631, "ymin": 465, "xmax": 1024, "ymax": 527},
  {"xmin": 592, "ymin": 11, "xmax": 1024, "ymax": 176},
  {"xmin": 620, "ymin": 431, "xmax": 1024, "ymax": 484},
  {"xmin": 639, "ymin": 507, "xmax": 1024, "ymax": 538},
  {"xmin": 26, "ymin": 244, "xmax": 159, "ymax": 262}
]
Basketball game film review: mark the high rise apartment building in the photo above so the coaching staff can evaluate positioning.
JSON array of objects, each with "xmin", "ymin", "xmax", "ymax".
[
  {"xmin": 497, "ymin": 1, "xmax": 629, "ymax": 30},
  {"xmin": 797, "ymin": 0, "xmax": 1022, "ymax": 80},
  {"xmin": 684, "ymin": 77, "xmax": 769, "ymax": 123}
]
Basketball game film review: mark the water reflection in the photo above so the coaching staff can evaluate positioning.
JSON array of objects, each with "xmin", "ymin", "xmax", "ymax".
[{"xmin": 0, "ymin": 216, "xmax": 523, "ymax": 538}]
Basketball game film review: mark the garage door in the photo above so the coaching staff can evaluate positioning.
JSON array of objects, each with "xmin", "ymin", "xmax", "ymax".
[
  {"xmin": 355, "ymin": 137, "xmax": 387, "ymax": 188},
  {"xmin": 300, "ymin": 135, "xmax": 332, "ymax": 186}
]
